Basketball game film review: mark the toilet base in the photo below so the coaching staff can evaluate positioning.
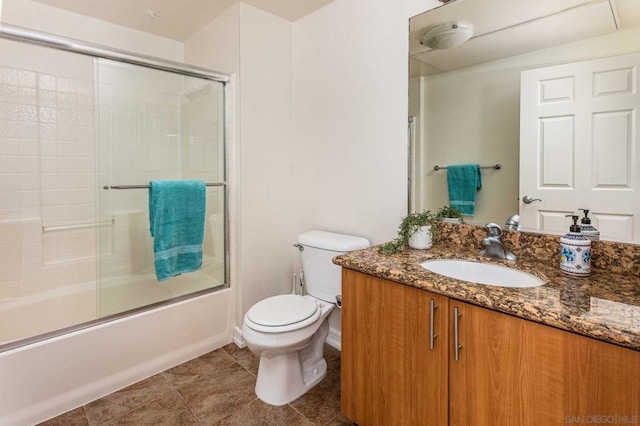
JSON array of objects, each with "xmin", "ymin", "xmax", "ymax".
[
  {"xmin": 254, "ymin": 319, "xmax": 330, "ymax": 406},
  {"xmin": 255, "ymin": 352, "xmax": 327, "ymax": 406}
]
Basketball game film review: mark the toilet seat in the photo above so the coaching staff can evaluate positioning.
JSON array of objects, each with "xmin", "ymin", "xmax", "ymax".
[{"xmin": 245, "ymin": 295, "xmax": 321, "ymax": 333}]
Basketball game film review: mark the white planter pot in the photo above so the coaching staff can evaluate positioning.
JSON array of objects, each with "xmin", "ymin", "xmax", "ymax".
[
  {"xmin": 408, "ymin": 225, "xmax": 433, "ymax": 249},
  {"xmin": 442, "ymin": 217, "xmax": 462, "ymax": 223}
]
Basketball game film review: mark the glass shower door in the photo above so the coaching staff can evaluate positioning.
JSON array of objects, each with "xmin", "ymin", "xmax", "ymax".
[{"xmin": 95, "ymin": 59, "xmax": 227, "ymax": 317}]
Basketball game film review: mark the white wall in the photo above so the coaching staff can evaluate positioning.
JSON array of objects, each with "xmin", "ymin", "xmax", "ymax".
[
  {"xmin": 292, "ymin": 0, "xmax": 436, "ymax": 343},
  {"xmin": 184, "ymin": 0, "xmax": 437, "ymax": 330},
  {"xmin": 237, "ymin": 4, "xmax": 295, "ymax": 313},
  {"xmin": 292, "ymin": 0, "xmax": 436, "ymax": 245},
  {"xmin": 185, "ymin": 4, "xmax": 295, "ymax": 319},
  {"xmin": 184, "ymin": 3, "xmax": 240, "ymax": 75},
  {"xmin": 184, "ymin": 3, "xmax": 242, "ymax": 324}
]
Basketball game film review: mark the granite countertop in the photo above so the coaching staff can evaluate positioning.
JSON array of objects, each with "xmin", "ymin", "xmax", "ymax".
[{"xmin": 333, "ymin": 244, "xmax": 640, "ymax": 351}]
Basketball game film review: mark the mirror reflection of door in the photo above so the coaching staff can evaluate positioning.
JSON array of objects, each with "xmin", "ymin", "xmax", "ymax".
[
  {"xmin": 519, "ymin": 52, "xmax": 640, "ymax": 241},
  {"xmin": 408, "ymin": 0, "xmax": 640, "ymax": 242}
]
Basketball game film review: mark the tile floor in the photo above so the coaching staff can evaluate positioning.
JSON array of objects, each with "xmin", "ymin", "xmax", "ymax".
[{"xmin": 40, "ymin": 343, "xmax": 353, "ymax": 425}]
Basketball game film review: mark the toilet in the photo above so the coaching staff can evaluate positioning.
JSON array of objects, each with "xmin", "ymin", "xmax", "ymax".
[{"xmin": 241, "ymin": 230, "xmax": 370, "ymax": 406}]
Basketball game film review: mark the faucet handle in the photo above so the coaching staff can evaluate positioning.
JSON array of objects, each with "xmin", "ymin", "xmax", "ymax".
[{"xmin": 485, "ymin": 222, "xmax": 503, "ymax": 238}]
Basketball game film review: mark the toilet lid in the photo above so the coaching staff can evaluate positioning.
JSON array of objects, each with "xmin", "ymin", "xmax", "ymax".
[{"xmin": 247, "ymin": 295, "xmax": 319, "ymax": 327}]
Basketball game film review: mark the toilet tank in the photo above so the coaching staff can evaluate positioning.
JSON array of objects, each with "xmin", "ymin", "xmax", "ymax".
[{"xmin": 298, "ymin": 230, "xmax": 370, "ymax": 303}]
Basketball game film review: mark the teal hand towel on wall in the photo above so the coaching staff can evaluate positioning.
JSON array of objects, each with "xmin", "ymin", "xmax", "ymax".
[
  {"xmin": 447, "ymin": 164, "xmax": 482, "ymax": 215},
  {"xmin": 149, "ymin": 180, "xmax": 206, "ymax": 282}
]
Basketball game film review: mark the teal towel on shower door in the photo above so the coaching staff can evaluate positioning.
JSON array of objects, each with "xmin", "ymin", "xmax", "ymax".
[
  {"xmin": 447, "ymin": 164, "xmax": 482, "ymax": 215},
  {"xmin": 149, "ymin": 180, "xmax": 206, "ymax": 282}
]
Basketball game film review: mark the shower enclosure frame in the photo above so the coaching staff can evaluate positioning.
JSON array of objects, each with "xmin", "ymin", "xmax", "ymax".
[{"xmin": 0, "ymin": 24, "xmax": 231, "ymax": 352}]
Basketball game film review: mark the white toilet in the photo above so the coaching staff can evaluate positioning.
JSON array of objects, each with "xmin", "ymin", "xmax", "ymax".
[{"xmin": 241, "ymin": 230, "xmax": 370, "ymax": 406}]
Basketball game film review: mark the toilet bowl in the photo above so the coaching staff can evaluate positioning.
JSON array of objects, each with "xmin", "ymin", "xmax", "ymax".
[
  {"xmin": 241, "ymin": 230, "xmax": 370, "ymax": 406},
  {"xmin": 242, "ymin": 295, "xmax": 334, "ymax": 405}
]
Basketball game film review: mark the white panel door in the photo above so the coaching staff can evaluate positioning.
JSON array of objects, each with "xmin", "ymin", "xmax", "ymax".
[{"xmin": 520, "ymin": 52, "xmax": 640, "ymax": 241}]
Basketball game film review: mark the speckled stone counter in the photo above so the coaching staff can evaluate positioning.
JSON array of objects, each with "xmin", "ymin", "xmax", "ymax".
[{"xmin": 333, "ymin": 224, "xmax": 640, "ymax": 351}]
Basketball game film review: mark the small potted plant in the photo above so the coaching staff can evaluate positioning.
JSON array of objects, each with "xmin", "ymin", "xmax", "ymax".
[
  {"xmin": 379, "ymin": 210, "xmax": 438, "ymax": 254},
  {"xmin": 436, "ymin": 205, "xmax": 464, "ymax": 223}
]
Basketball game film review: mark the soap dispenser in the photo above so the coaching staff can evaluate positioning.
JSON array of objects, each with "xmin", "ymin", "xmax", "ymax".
[
  {"xmin": 560, "ymin": 215, "xmax": 591, "ymax": 276},
  {"xmin": 579, "ymin": 209, "xmax": 600, "ymax": 241}
]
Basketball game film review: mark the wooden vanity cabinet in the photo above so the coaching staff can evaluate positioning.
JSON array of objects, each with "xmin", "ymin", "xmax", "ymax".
[
  {"xmin": 341, "ymin": 269, "xmax": 449, "ymax": 425},
  {"xmin": 450, "ymin": 300, "xmax": 640, "ymax": 426},
  {"xmin": 342, "ymin": 270, "xmax": 640, "ymax": 426}
]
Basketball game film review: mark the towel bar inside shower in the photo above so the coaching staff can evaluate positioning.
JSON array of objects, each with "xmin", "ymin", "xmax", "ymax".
[
  {"xmin": 433, "ymin": 164, "xmax": 501, "ymax": 171},
  {"xmin": 102, "ymin": 182, "xmax": 226, "ymax": 190}
]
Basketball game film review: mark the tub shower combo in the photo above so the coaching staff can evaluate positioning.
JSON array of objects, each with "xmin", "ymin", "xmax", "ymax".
[{"xmin": 0, "ymin": 25, "xmax": 231, "ymax": 423}]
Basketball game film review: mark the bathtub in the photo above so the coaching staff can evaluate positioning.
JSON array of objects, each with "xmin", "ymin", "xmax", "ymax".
[{"xmin": 0, "ymin": 284, "xmax": 235, "ymax": 425}]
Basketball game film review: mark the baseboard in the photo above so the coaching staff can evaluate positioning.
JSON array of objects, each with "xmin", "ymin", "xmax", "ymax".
[
  {"xmin": 233, "ymin": 326, "xmax": 246, "ymax": 348},
  {"xmin": 326, "ymin": 327, "xmax": 341, "ymax": 351}
]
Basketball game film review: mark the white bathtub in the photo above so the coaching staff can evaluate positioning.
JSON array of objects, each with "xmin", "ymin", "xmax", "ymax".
[
  {"xmin": 0, "ymin": 285, "xmax": 236, "ymax": 425},
  {"xmin": 0, "ymin": 282, "xmax": 97, "ymax": 347},
  {"xmin": 0, "ymin": 268, "xmax": 226, "ymax": 346}
]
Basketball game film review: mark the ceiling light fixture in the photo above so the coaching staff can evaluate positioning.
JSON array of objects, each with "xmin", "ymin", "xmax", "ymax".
[{"xmin": 420, "ymin": 23, "xmax": 473, "ymax": 50}]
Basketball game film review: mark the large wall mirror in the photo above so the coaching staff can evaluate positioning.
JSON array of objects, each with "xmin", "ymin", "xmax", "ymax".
[{"xmin": 409, "ymin": 0, "xmax": 640, "ymax": 242}]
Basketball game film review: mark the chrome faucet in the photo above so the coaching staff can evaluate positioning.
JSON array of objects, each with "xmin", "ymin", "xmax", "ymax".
[
  {"xmin": 504, "ymin": 214, "xmax": 520, "ymax": 231},
  {"xmin": 480, "ymin": 223, "xmax": 517, "ymax": 261}
]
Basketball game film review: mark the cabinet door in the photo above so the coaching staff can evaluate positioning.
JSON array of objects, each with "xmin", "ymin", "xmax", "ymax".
[
  {"xmin": 341, "ymin": 269, "xmax": 449, "ymax": 425},
  {"xmin": 449, "ymin": 301, "xmax": 640, "ymax": 426},
  {"xmin": 449, "ymin": 301, "xmax": 567, "ymax": 425},
  {"xmin": 563, "ymin": 331, "xmax": 640, "ymax": 422}
]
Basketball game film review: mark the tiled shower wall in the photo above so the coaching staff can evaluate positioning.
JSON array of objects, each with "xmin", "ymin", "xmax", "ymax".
[{"xmin": 0, "ymin": 40, "xmax": 98, "ymax": 301}]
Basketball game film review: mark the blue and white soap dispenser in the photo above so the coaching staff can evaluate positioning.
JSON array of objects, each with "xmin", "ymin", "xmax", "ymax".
[
  {"xmin": 560, "ymin": 215, "xmax": 591, "ymax": 276},
  {"xmin": 579, "ymin": 209, "xmax": 600, "ymax": 241}
]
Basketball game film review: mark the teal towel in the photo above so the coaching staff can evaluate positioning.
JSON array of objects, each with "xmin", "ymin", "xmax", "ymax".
[
  {"xmin": 447, "ymin": 164, "xmax": 482, "ymax": 215},
  {"xmin": 149, "ymin": 180, "xmax": 206, "ymax": 282}
]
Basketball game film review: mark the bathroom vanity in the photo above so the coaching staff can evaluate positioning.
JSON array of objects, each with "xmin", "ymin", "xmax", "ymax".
[{"xmin": 335, "ymin": 232, "xmax": 640, "ymax": 426}]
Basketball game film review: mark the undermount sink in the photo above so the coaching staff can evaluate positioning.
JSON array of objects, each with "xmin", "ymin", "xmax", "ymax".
[{"xmin": 420, "ymin": 259, "xmax": 545, "ymax": 288}]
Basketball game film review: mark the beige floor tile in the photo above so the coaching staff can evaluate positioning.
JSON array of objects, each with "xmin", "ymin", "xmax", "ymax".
[
  {"xmin": 289, "ymin": 366, "xmax": 341, "ymax": 425},
  {"xmin": 40, "ymin": 342, "xmax": 344, "ymax": 426},
  {"xmin": 325, "ymin": 412, "xmax": 355, "ymax": 426},
  {"xmin": 221, "ymin": 343, "xmax": 260, "ymax": 376},
  {"xmin": 37, "ymin": 407, "xmax": 89, "ymax": 426},
  {"xmin": 162, "ymin": 349, "xmax": 237, "ymax": 388},
  {"xmin": 324, "ymin": 344, "xmax": 341, "ymax": 374},
  {"xmin": 217, "ymin": 398, "xmax": 313, "ymax": 426},
  {"xmin": 102, "ymin": 391, "xmax": 200, "ymax": 425},
  {"xmin": 83, "ymin": 374, "xmax": 172, "ymax": 425},
  {"xmin": 178, "ymin": 363, "xmax": 257, "ymax": 424}
]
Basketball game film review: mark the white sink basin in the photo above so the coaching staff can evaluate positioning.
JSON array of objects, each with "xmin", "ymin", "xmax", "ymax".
[{"xmin": 420, "ymin": 259, "xmax": 545, "ymax": 288}]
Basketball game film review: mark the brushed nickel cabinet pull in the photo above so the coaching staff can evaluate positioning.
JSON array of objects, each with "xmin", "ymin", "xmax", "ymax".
[
  {"xmin": 430, "ymin": 299, "xmax": 438, "ymax": 350},
  {"xmin": 454, "ymin": 307, "xmax": 462, "ymax": 361}
]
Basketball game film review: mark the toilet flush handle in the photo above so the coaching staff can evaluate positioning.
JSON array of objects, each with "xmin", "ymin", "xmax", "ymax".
[
  {"xmin": 293, "ymin": 243, "xmax": 304, "ymax": 251},
  {"xmin": 336, "ymin": 294, "xmax": 342, "ymax": 308}
]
